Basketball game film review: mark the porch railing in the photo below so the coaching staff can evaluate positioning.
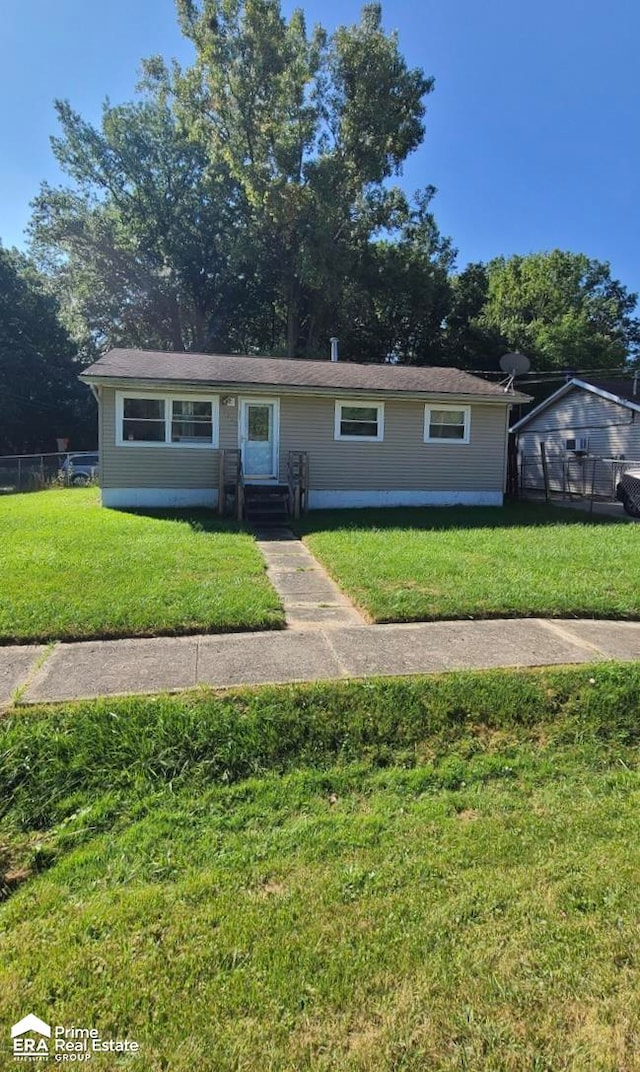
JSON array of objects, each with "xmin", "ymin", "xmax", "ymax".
[
  {"xmin": 218, "ymin": 449, "xmax": 244, "ymax": 519},
  {"xmin": 287, "ymin": 450, "xmax": 309, "ymax": 520}
]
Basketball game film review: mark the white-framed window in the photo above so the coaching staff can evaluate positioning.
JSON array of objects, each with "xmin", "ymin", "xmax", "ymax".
[
  {"xmin": 424, "ymin": 404, "xmax": 471, "ymax": 444},
  {"xmin": 334, "ymin": 400, "xmax": 385, "ymax": 442},
  {"xmin": 115, "ymin": 392, "xmax": 219, "ymax": 448}
]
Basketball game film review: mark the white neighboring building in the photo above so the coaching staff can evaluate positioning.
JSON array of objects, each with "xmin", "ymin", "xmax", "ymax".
[{"xmin": 512, "ymin": 376, "xmax": 640, "ymax": 497}]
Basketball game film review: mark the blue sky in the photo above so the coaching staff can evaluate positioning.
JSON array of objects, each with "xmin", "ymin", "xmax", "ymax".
[{"xmin": 3, "ymin": 0, "xmax": 639, "ymax": 298}]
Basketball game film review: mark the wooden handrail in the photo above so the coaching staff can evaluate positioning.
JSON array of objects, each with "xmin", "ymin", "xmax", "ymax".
[
  {"xmin": 287, "ymin": 450, "xmax": 309, "ymax": 519},
  {"xmin": 218, "ymin": 449, "xmax": 244, "ymax": 517}
]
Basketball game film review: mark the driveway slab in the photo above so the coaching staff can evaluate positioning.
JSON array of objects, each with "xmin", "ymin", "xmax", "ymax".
[
  {"xmin": 196, "ymin": 630, "xmax": 346, "ymax": 687},
  {"xmin": 0, "ymin": 645, "xmax": 45, "ymax": 706},
  {"xmin": 25, "ymin": 636, "xmax": 198, "ymax": 703},
  {"xmin": 553, "ymin": 500, "xmax": 639, "ymax": 521}
]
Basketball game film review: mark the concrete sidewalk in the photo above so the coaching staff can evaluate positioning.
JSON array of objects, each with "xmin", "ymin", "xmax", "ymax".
[{"xmin": 2, "ymin": 617, "xmax": 639, "ymax": 707}]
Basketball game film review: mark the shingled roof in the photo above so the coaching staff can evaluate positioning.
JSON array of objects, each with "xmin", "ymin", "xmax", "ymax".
[{"xmin": 81, "ymin": 348, "xmax": 528, "ymax": 402}]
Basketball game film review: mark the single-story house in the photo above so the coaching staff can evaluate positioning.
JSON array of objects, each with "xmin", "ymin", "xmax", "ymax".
[
  {"xmin": 512, "ymin": 375, "xmax": 640, "ymax": 496},
  {"xmin": 79, "ymin": 348, "xmax": 528, "ymax": 513}
]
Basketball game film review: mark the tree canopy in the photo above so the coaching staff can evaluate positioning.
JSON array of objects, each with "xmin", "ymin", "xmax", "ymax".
[
  {"xmin": 29, "ymin": 1, "xmax": 447, "ymax": 360},
  {"xmin": 20, "ymin": 0, "xmax": 640, "ymax": 384},
  {"xmin": 0, "ymin": 245, "xmax": 93, "ymax": 453},
  {"xmin": 446, "ymin": 251, "xmax": 640, "ymax": 372},
  {"xmin": 169, "ymin": 0, "xmax": 434, "ymax": 356},
  {"xmin": 30, "ymin": 98, "xmax": 254, "ymax": 355}
]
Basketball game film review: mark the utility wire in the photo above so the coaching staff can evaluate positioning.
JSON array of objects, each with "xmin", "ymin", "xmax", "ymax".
[{"xmin": 481, "ymin": 366, "xmax": 638, "ymax": 381}]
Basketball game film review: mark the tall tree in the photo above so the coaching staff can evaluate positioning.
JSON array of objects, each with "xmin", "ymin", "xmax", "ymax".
[
  {"xmin": 0, "ymin": 245, "xmax": 92, "ymax": 453},
  {"xmin": 31, "ymin": 2, "xmax": 446, "ymax": 361},
  {"xmin": 441, "ymin": 263, "xmax": 502, "ymax": 370},
  {"xmin": 161, "ymin": 0, "xmax": 435, "ymax": 356}
]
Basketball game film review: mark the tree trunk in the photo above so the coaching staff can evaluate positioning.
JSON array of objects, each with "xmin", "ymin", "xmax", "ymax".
[
  {"xmin": 304, "ymin": 313, "xmax": 318, "ymax": 359},
  {"xmin": 285, "ymin": 279, "xmax": 300, "ymax": 358},
  {"xmin": 166, "ymin": 291, "xmax": 185, "ymax": 351}
]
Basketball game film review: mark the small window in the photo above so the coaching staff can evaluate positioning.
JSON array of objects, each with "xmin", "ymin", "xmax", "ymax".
[
  {"xmin": 565, "ymin": 436, "xmax": 589, "ymax": 453},
  {"xmin": 424, "ymin": 405, "xmax": 470, "ymax": 444},
  {"xmin": 122, "ymin": 397, "xmax": 166, "ymax": 442},
  {"xmin": 335, "ymin": 401, "xmax": 384, "ymax": 441},
  {"xmin": 171, "ymin": 399, "xmax": 214, "ymax": 443}
]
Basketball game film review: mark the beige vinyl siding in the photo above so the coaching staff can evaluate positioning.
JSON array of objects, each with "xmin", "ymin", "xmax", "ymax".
[
  {"xmin": 100, "ymin": 387, "xmax": 234, "ymax": 489},
  {"xmin": 100, "ymin": 386, "xmax": 509, "ymax": 493},
  {"xmin": 279, "ymin": 396, "xmax": 507, "ymax": 492},
  {"xmin": 518, "ymin": 387, "xmax": 640, "ymax": 460}
]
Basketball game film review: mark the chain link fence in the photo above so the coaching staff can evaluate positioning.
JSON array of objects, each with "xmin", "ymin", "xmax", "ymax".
[
  {"xmin": 0, "ymin": 452, "xmax": 99, "ymax": 494},
  {"xmin": 519, "ymin": 451, "xmax": 640, "ymax": 504}
]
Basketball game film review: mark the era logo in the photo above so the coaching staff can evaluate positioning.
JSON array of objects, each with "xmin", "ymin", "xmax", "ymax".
[{"xmin": 11, "ymin": 1014, "xmax": 51, "ymax": 1061}]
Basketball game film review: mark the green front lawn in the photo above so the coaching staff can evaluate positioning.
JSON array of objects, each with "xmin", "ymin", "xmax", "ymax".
[
  {"xmin": 2, "ymin": 666, "xmax": 640, "ymax": 1070},
  {"xmin": 0, "ymin": 488, "xmax": 283, "ymax": 642},
  {"xmin": 294, "ymin": 504, "xmax": 640, "ymax": 622}
]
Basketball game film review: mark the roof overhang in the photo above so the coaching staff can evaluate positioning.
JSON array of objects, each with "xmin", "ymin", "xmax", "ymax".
[{"xmin": 80, "ymin": 373, "xmax": 529, "ymax": 407}]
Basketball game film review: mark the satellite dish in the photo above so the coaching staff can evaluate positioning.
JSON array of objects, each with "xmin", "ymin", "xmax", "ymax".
[{"xmin": 500, "ymin": 352, "xmax": 531, "ymax": 376}]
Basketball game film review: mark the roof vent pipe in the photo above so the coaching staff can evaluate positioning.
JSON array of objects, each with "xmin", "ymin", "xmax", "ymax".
[
  {"xmin": 330, "ymin": 337, "xmax": 339, "ymax": 362},
  {"xmin": 633, "ymin": 370, "xmax": 639, "ymax": 396}
]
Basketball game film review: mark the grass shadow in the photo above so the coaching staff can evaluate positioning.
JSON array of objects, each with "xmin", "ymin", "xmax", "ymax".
[
  {"xmin": 292, "ymin": 501, "xmax": 628, "ymax": 536},
  {"xmin": 113, "ymin": 506, "xmax": 248, "ymax": 534}
]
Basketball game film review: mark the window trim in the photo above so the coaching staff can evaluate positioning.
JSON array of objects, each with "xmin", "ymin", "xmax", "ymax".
[
  {"xmin": 424, "ymin": 403, "xmax": 471, "ymax": 445},
  {"xmin": 334, "ymin": 400, "xmax": 385, "ymax": 443},
  {"xmin": 115, "ymin": 391, "xmax": 220, "ymax": 449}
]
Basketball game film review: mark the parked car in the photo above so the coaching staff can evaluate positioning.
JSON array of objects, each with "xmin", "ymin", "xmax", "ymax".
[
  {"xmin": 59, "ymin": 453, "xmax": 99, "ymax": 486},
  {"xmin": 616, "ymin": 468, "xmax": 640, "ymax": 518}
]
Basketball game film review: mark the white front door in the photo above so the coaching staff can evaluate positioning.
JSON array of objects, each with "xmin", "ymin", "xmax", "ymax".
[{"xmin": 239, "ymin": 399, "xmax": 279, "ymax": 481}]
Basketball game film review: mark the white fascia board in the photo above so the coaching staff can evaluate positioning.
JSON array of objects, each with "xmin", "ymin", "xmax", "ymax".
[
  {"xmin": 512, "ymin": 378, "xmax": 640, "ymax": 433},
  {"xmin": 510, "ymin": 381, "xmax": 576, "ymax": 432},
  {"xmin": 571, "ymin": 378, "xmax": 640, "ymax": 412}
]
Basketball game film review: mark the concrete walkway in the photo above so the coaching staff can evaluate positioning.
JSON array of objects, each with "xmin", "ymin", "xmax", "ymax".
[
  {"xmin": 2, "ymin": 617, "xmax": 639, "ymax": 707},
  {"xmin": 523, "ymin": 492, "xmax": 639, "ymax": 521},
  {"xmin": 254, "ymin": 526, "xmax": 365, "ymax": 628},
  {"xmin": 554, "ymin": 499, "xmax": 640, "ymax": 521}
]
